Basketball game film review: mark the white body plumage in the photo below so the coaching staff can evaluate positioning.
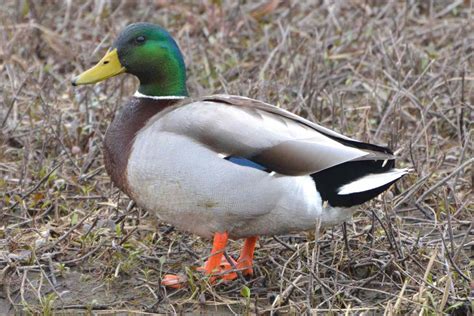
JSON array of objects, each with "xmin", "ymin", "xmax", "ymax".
[{"xmin": 125, "ymin": 97, "xmax": 406, "ymax": 238}]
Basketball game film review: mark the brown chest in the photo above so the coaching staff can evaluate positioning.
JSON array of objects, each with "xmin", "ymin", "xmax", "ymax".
[{"xmin": 103, "ymin": 97, "xmax": 179, "ymax": 197}]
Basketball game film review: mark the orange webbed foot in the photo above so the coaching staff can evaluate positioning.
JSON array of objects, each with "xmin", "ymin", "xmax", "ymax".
[
  {"xmin": 162, "ymin": 234, "xmax": 258, "ymax": 288},
  {"xmin": 161, "ymin": 274, "xmax": 186, "ymax": 289},
  {"xmin": 197, "ymin": 255, "xmax": 239, "ymax": 281},
  {"xmin": 236, "ymin": 258, "xmax": 254, "ymax": 276}
]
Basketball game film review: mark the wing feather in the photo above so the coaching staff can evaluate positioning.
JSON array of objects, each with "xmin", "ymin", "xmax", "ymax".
[{"xmin": 148, "ymin": 95, "xmax": 393, "ymax": 176}]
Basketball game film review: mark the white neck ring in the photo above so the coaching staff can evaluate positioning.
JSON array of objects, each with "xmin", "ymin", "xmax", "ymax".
[{"xmin": 133, "ymin": 91, "xmax": 187, "ymax": 100}]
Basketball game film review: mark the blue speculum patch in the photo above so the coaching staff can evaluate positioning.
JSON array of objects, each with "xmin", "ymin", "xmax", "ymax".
[{"xmin": 224, "ymin": 156, "xmax": 271, "ymax": 173}]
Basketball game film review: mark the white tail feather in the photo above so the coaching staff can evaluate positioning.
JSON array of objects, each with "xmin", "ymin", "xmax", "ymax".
[{"xmin": 337, "ymin": 168, "xmax": 409, "ymax": 195}]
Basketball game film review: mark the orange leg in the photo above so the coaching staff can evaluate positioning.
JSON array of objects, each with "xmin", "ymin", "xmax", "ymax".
[
  {"xmin": 220, "ymin": 236, "xmax": 258, "ymax": 281},
  {"xmin": 198, "ymin": 232, "xmax": 238, "ymax": 281},
  {"xmin": 202, "ymin": 232, "xmax": 229, "ymax": 275},
  {"xmin": 236, "ymin": 236, "xmax": 258, "ymax": 275},
  {"xmin": 162, "ymin": 233, "xmax": 258, "ymax": 287},
  {"xmin": 162, "ymin": 232, "xmax": 229, "ymax": 288}
]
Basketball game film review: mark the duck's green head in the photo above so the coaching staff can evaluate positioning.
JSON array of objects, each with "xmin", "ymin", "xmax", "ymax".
[{"xmin": 72, "ymin": 23, "xmax": 188, "ymax": 97}]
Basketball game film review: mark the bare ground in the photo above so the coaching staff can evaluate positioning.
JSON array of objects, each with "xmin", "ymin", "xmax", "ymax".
[{"xmin": 0, "ymin": 1, "xmax": 473, "ymax": 315}]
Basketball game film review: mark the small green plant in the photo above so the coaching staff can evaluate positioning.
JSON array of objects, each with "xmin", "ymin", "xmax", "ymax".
[
  {"xmin": 241, "ymin": 285, "xmax": 251, "ymax": 315},
  {"xmin": 39, "ymin": 293, "xmax": 57, "ymax": 316},
  {"xmin": 115, "ymin": 223, "xmax": 122, "ymax": 237},
  {"xmin": 56, "ymin": 262, "xmax": 69, "ymax": 276}
]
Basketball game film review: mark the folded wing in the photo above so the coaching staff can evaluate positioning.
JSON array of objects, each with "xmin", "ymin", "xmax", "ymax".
[{"xmin": 153, "ymin": 94, "xmax": 394, "ymax": 176}]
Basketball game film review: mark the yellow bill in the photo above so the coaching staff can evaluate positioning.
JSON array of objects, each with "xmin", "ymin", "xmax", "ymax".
[{"xmin": 72, "ymin": 48, "xmax": 125, "ymax": 86}]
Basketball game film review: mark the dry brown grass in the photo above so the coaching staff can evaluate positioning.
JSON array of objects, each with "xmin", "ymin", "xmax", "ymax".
[{"xmin": 1, "ymin": 1, "xmax": 473, "ymax": 315}]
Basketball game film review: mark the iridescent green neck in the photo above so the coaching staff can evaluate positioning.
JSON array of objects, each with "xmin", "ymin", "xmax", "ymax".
[{"xmin": 137, "ymin": 64, "xmax": 188, "ymax": 97}]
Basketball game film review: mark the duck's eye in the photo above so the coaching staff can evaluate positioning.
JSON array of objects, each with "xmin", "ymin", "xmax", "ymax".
[{"xmin": 135, "ymin": 36, "xmax": 146, "ymax": 44}]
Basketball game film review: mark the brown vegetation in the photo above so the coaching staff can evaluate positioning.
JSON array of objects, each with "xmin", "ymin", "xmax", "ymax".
[{"xmin": 0, "ymin": 1, "xmax": 472, "ymax": 314}]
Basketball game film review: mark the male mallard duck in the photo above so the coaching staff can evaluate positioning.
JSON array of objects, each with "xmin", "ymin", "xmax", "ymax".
[{"xmin": 72, "ymin": 23, "xmax": 408, "ymax": 288}]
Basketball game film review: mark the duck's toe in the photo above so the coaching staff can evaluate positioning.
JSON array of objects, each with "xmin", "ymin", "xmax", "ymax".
[
  {"xmin": 161, "ymin": 274, "xmax": 186, "ymax": 289},
  {"xmin": 197, "ymin": 255, "xmax": 237, "ymax": 272},
  {"xmin": 196, "ymin": 259, "xmax": 239, "ymax": 282},
  {"xmin": 237, "ymin": 258, "xmax": 254, "ymax": 276},
  {"xmin": 220, "ymin": 255, "xmax": 238, "ymax": 270}
]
